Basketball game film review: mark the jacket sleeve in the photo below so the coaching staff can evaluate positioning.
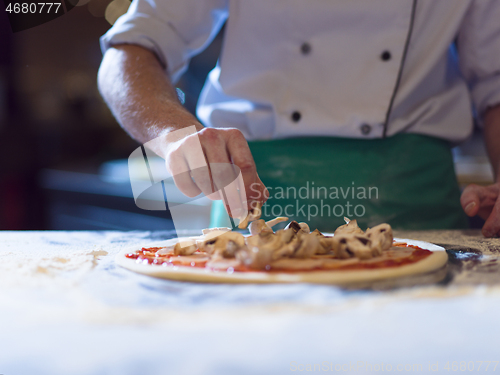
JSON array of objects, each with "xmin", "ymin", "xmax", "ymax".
[
  {"xmin": 457, "ymin": 0, "xmax": 500, "ymax": 124},
  {"xmin": 100, "ymin": 0, "xmax": 228, "ymax": 83}
]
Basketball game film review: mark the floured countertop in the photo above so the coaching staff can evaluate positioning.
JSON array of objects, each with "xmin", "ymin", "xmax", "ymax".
[{"xmin": 1, "ymin": 230, "xmax": 500, "ymax": 375}]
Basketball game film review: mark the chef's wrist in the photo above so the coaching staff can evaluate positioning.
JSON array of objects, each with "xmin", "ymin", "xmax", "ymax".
[{"xmin": 144, "ymin": 123, "xmax": 204, "ymax": 159}]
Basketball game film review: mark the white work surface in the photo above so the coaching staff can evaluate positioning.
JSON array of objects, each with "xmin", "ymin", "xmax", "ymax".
[{"xmin": 1, "ymin": 230, "xmax": 500, "ymax": 375}]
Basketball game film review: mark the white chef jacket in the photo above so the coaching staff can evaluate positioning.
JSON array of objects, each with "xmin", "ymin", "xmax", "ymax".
[{"xmin": 100, "ymin": 0, "xmax": 500, "ymax": 142}]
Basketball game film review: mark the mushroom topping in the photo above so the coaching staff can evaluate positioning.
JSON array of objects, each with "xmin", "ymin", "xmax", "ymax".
[
  {"xmin": 294, "ymin": 234, "xmax": 321, "ymax": 259},
  {"xmin": 365, "ymin": 223, "xmax": 393, "ymax": 256},
  {"xmin": 200, "ymin": 231, "xmax": 245, "ymax": 257},
  {"xmin": 266, "ymin": 216, "xmax": 289, "ymax": 228},
  {"xmin": 256, "ymin": 233, "xmax": 285, "ymax": 252},
  {"xmin": 333, "ymin": 234, "xmax": 374, "ymax": 260},
  {"xmin": 334, "ymin": 217, "xmax": 364, "ymax": 236},
  {"xmin": 298, "ymin": 222, "xmax": 311, "ymax": 234},
  {"xmin": 198, "ymin": 229, "xmax": 231, "ymax": 246},
  {"xmin": 236, "ymin": 245, "xmax": 273, "ymax": 270},
  {"xmin": 244, "ymin": 228, "xmax": 299, "ymax": 262},
  {"xmin": 284, "ymin": 221, "xmax": 311, "ymax": 236},
  {"xmin": 238, "ymin": 201, "xmax": 262, "ymax": 229},
  {"xmin": 249, "ymin": 216, "xmax": 289, "ymax": 235},
  {"xmin": 224, "ymin": 239, "xmax": 242, "ymax": 258},
  {"xmin": 319, "ymin": 237, "xmax": 336, "ymax": 252},
  {"xmin": 246, "ymin": 231, "xmax": 271, "ymax": 249},
  {"xmin": 284, "ymin": 220, "xmax": 304, "ymax": 234},
  {"xmin": 275, "ymin": 228, "xmax": 295, "ymax": 244},
  {"xmin": 196, "ymin": 230, "xmax": 229, "ymax": 251},
  {"xmin": 156, "ymin": 246, "xmax": 175, "ymax": 256},
  {"xmin": 162, "ymin": 219, "xmax": 395, "ymax": 270},
  {"xmin": 249, "ymin": 220, "xmax": 274, "ymax": 236},
  {"xmin": 173, "ymin": 239, "xmax": 198, "ymax": 256},
  {"xmin": 272, "ymin": 238, "xmax": 299, "ymax": 260},
  {"xmin": 314, "ymin": 238, "xmax": 331, "ymax": 255},
  {"xmin": 313, "ymin": 238, "xmax": 338, "ymax": 254},
  {"xmin": 311, "ymin": 229, "xmax": 324, "ymax": 237},
  {"xmin": 270, "ymin": 229, "xmax": 298, "ymax": 260}
]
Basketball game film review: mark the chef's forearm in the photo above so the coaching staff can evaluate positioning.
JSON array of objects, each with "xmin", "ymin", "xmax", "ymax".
[
  {"xmin": 97, "ymin": 44, "xmax": 203, "ymax": 146},
  {"xmin": 483, "ymin": 104, "xmax": 500, "ymax": 182}
]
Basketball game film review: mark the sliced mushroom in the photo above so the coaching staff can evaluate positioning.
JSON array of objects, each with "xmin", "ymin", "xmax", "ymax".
[
  {"xmin": 311, "ymin": 229, "xmax": 324, "ymax": 237},
  {"xmin": 274, "ymin": 228, "xmax": 295, "ymax": 244},
  {"xmin": 156, "ymin": 246, "xmax": 175, "ymax": 256},
  {"xmin": 238, "ymin": 201, "xmax": 262, "ymax": 229},
  {"xmin": 193, "ymin": 218, "xmax": 392, "ymax": 269},
  {"xmin": 249, "ymin": 217, "xmax": 289, "ymax": 236},
  {"xmin": 284, "ymin": 220, "xmax": 302, "ymax": 234},
  {"xmin": 266, "ymin": 217, "xmax": 289, "ymax": 228},
  {"xmin": 196, "ymin": 230, "xmax": 226, "ymax": 252},
  {"xmin": 249, "ymin": 219, "xmax": 274, "ymax": 236},
  {"xmin": 294, "ymin": 230, "xmax": 330, "ymax": 255},
  {"xmin": 238, "ymin": 216, "xmax": 250, "ymax": 230},
  {"xmin": 199, "ymin": 229, "xmax": 232, "ymax": 244},
  {"xmin": 257, "ymin": 234, "xmax": 285, "ymax": 252},
  {"xmin": 270, "ymin": 229, "xmax": 298, "ymax": 260},
  {"xmin": 173, "ymin": 239, "xmax": 198, "ymax": 256},
  {"xmin": 365, "ymin": 223, "xmax": 393, "ymax": 256},
  {"xmin": 200, "ymin": 231, "xmax": 245, "ymax": 257},
  {"xmin": 314, "ymin": 238, "xmax": 331, "ymax": 255},
  {"xmin": 319, "ymin": 237, "xmax": 336, "ymax": 252},
  {"xmin": 333, "ymin": 234, "xmax": 374, "ymax": 260},
  {"xmin": 298, "ymin": 222, "xmax": 311, "ymax": 234},
  {"xmin": 236, "ymin": 245, "xmax": 273, "ymax": 270},
  {"xmin": 334, "ymin": 217, "xmax": 364, "ymax": 236},
  {"xmin": 224, "ymin": 240, "xmax": 242, "ymax": 258},
  {"xmin": 293, "ymin": 234, "xmax": 321, "ymax": 259},
  {"xmin": 246, "ymin": 231, "xmax": 272, "ymax": 249},
  {"xmin": 244, "ymin": 228, "xmax": 299, "ymax": 263},
  {"xmin": 271, "ymin": 237, "xmax": 299, "ymax": 260}
]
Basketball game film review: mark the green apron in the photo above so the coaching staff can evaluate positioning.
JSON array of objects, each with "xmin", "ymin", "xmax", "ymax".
[{"xmin": 210, "ymin": 134, "xmax": 467, "ymax": 231}]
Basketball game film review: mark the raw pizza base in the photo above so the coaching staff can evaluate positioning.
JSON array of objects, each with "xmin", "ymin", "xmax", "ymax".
[{"xmin": 115, "ymin": 238, "xmax": 448, "ymax": 285}]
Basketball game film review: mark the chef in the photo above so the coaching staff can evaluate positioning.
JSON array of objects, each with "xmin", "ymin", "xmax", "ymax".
[{"xmin": 98, "ymin": 0, "xmax": 500, "ymax": 236}]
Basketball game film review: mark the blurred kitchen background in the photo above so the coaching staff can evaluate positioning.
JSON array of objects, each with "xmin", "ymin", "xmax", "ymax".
[{"xmin": 0, "ymin": 1, "xmax": 493, "ymax": 230}]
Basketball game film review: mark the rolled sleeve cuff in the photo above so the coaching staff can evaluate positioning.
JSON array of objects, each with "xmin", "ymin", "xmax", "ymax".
[{"xmin": 100, "ymin": 15, "xmax": 190, "ymax": 83}]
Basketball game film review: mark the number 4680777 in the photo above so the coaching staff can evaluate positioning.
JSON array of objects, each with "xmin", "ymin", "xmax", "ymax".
[{"xmin": 5, "ymin": 2, "xmax": 62, "ymax": 13}]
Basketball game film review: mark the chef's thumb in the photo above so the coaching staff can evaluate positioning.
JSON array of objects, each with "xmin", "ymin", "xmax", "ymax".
[{"xmin": 460, "ymin": 184, "xmax": 481, "ymax": 216}]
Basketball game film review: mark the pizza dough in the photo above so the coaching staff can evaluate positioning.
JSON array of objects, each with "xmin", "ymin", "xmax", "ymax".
[{"xmin": 115, "ymin": 237, "xmax": 448, "ymax": 285}]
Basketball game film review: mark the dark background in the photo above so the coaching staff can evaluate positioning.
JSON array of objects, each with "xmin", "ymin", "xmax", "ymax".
[{"xmin": 0, "ymin": 1, "xmax": 222, "ymax": 230}]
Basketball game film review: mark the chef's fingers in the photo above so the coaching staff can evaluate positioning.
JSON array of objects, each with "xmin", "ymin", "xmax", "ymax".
[
  {"xmin": 166, "ymin": 147, "xmax": 202, "ymax": 198},
  {"xmin": 218, "ymin": 167, "xmax": 247, "ymax": 219},
  {"xmin": 482, "ymin": 195, "xmax": 500, "ymax": 237},
  {"xmin": 248, "ymin": 174, "xmax": 269, "ymax": 204},
  {"xmin": 224, "ymin": 129, "xmax": 261, "ymax": 206},
  {"xmin": 182, "ymin": 131, "xmax": 221, "ymax": 200},
  {"xmin": 460, "ymin": 184, "xmax": 498, "ymax": 219},
  {"xmin": 198, "ymin": 128, "xmax": 245, "ymax": 217},
  {"xmin": 258, "ymin": 175, "xmax": 269, "ymax": 203}
]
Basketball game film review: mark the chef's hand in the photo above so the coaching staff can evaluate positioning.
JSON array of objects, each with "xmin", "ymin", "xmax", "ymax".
[
  {"xmin": 461, "ymin": 183, "xmax": 500, "ymax": 237},
  {"xmin": 98, "ymin": 45, "xmax": 267, "ymax": 218},
  {"xmin": 162, "ymin": 127, "xmax": 268, "ymax": 219}
]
